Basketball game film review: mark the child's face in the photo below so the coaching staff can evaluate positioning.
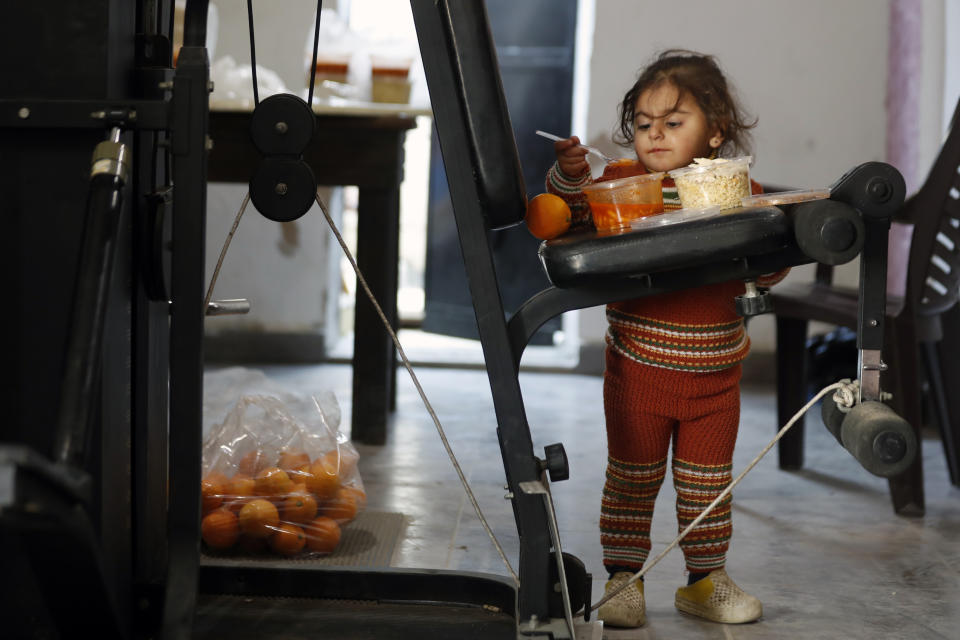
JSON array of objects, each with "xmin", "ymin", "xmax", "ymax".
[{"xmin": 632, "ymin": 84, "xmax": 722, "ymax": 173}]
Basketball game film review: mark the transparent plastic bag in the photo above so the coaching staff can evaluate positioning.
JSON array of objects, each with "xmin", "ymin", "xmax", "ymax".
[{"xmin": 200, "ymin": 371, "xmax": 364, "ymax": 557}]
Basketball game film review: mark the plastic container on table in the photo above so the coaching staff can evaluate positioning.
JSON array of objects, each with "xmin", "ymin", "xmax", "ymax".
[
  {"xmin": 581, "ymin": 172, "xmax": 665, "ymax": 231},
  {"xmin": 371, "ymin": 55, "xmax": 413, "ymax": 104},
  {"xmin": 668, "ymin": 156, "xmax": 752, "ymax": 211}
]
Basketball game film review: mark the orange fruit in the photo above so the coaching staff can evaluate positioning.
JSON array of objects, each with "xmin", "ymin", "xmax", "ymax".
[
  {"xmin": 322, "ymin": 448, "xmax": 359, "ymax": 479},
  {"xmin": 525, "ymin": 193, "xmax": 571, "ymax": 240},
  {"xmin": 342, "ymin": 486, "xmax": 367, "ymax": 510},
  {"xmin": 224, "ymin": 473, "xmax": 256, "ymax": 513},
  {"xmin": 304, "ymin": 457, "xmax": 340, "ymax": 500},
  {"xmin": 283, "ymin": 489, "xmax": 319, "ymax": 524},
  {"xmin": 228, "ymin": 472, "xmax": 256, "ymax": 496},
  {"xmin": 278, "ymin": 450, "xmax": 311, "ymax": 473},
  {"xmin": 201, "ymin": 508, "xmax": 239, "ymax": 549},
  {"xmin": 320, "ymin": 487, "xmax": 359, "ymax": 523},
  {"xmin": 303, "ymin": 516, "xmax": 341, "ymax": 553},
  {"xmin": 269, "ymin": 523, "xmax": 307, "ymax": 556},
  {"xmin": 254, "ymin": 467, "xmax": 293, "ymax": 496},
  {"xmin": 201, "ymin": 472, "xmax": 229, "ymax": 514},
  {"xmin": 237, "ymin": 449, "xmax": 271, "ymax": 476},
  {"xmin": 287, "ymin": 462, "xmax": 312, "ymax": 486},
  {"xmin": 238, "ymin": 498, "xmax": 280, "ymax": 538}
]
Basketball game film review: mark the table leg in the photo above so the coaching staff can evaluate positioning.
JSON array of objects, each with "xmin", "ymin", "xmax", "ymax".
[{"xmin": 351, "ymin": 186, "xmax": 400, "ymax": 445}]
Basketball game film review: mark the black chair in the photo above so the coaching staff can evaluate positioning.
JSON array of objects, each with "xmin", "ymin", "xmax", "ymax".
[
  {"xmin": 772, "ymin": 96, "xmax": 960, "ymax": 517},
  {"xmin": 411, "ymin": 0, "xmax": 907, "ymax": 633}
]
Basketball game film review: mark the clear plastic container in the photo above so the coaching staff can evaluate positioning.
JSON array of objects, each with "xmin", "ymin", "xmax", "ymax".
[
  {"xmin": 741, "ymin": 188, "xmax": 831, "ymax": 207},
  {"xmin": 630, "ymin": 206, "xmax": 722, "ymax": 230},
  {"xmin": 668, "ymin": 156, "xmax": 752, "ymax": 211},
  {"xmin": 581, "ymin": 172, "xmax": 665, "ymax": 231},
  {"xmin": 371, "ymin": 55, "xmax": 412, "ymax": 104}
]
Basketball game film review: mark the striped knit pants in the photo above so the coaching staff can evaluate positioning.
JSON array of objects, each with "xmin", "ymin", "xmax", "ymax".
[{"xmin": 601, "ymin": 349, "xmax": 741, "ymax": 574}]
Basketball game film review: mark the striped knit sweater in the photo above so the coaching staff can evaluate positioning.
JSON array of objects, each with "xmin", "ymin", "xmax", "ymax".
[{"xmin": 545, "ymin": 158, "xmax": 789, "ymax": 372}]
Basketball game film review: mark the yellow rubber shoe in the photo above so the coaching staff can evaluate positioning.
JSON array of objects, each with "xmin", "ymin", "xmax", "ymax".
[
  {"xmin": 674, "ymin": 569, "xmax": 762, "ymax": 624},
  {"xmin": 598, "ymin": 572, "xmax": 646, "ymax": 628}
]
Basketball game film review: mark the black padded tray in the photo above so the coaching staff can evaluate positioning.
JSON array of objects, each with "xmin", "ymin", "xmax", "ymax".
[{"xmin": 538, "ymin": 206, "xmax": 791, "ymax": 287}]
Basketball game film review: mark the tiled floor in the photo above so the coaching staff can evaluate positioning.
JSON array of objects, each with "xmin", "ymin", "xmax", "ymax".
[{"xmin": 226, "ymin": 359, "xmax": 960, "ymax": 639}]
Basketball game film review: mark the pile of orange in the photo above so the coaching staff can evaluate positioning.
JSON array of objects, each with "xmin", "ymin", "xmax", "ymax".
[{"xmin": 200, "ymin": 447, "xmax": 365, "ymax": 556}]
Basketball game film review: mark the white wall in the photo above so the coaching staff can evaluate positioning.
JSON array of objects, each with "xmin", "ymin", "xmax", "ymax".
[{"xmin": 577, "ymin": 0, "xmax": 948, "ymax": 356}]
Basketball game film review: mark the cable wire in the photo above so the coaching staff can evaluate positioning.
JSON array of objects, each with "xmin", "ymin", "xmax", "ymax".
[
  {"xmin": 246, "ymin": 0, "xmax": 259, "ymax": 105},
  {"xmin": 314, "ymin": 189, "xmax": 520, "ymax": 585},
  {"xmin": 307, "ymin": 1, "xmax": 323, "ymax": 107},
  {"xmin": 204, "ymin": 192, "xmax": 251, "ymax": 310}
]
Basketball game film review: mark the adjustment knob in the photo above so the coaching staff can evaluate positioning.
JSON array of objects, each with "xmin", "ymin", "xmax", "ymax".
[
  {"xmin": 735, "ymin": 281, "xmax": 773, "ymax": 317},
  {"xmin": 542, "ymin": 443, "xmax": 569, "ymax": 482}
]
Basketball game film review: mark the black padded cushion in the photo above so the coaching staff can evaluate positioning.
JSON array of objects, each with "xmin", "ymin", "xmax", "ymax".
[
  {"xmin": 440, "ymin": 1, "xmax": 528, "ymax": 230},
  {"xmin": 539, "ymin": 206, "xmax": 790, "ymax": 287}
]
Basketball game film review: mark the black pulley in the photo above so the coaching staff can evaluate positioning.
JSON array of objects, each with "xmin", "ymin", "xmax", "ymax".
[
  {"xmin": 792, "ymin": 199, "xmax": 865, "ymax": 265},
  {"xmin": 249, "ymin": 157, "xmax": 317, "ymax": 222},
  {"xmin": 249, "ymin": 93, "xmax": 316, "ymax": 156},
  {"xmin": 838, "ymin": 400, "xmax": 917, "ymax": 478}
]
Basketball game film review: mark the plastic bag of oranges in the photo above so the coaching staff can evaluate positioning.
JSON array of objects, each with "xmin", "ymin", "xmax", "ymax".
[{"xmin": 200, "ymin": 386, "xmax": 364, "ymax": 558}]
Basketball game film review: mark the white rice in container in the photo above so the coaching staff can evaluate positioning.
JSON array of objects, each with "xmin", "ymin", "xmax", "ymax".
[{"xmin": 668, "ymin": 156, "xmax": 752, "ymax": 211}]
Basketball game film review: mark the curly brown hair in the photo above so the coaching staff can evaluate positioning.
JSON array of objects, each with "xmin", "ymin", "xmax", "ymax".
[{"xmin": 615, "ymin": 49, "xmax": 757, "ymax": 157}]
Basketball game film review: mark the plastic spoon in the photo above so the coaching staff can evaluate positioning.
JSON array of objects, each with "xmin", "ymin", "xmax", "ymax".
[{"xmin": 535, "ymin": 130, "xmax": 615, "ymax": 164}]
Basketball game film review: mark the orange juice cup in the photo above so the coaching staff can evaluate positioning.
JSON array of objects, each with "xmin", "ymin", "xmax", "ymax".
[{"xmin": 581, "ymin": 172, "xmax": 665, "ymax": 231}]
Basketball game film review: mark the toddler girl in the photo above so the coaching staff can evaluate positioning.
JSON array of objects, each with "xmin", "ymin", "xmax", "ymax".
[{"xmin": 546, "ymin": 50, "xmax": 787, "ymax": 627}]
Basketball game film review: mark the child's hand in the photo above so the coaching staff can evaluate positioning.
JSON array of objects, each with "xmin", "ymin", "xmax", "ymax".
[{"xmin": 554, "ymin": 136, "xmax": 590, "ymax": 178}]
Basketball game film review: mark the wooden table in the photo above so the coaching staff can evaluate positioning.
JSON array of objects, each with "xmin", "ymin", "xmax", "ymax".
[{"xmin": 207, "ymin": 101, "xmax": 430, "ymax": 445}]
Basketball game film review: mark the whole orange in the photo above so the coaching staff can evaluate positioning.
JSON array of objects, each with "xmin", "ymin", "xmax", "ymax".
[
  {"xmin": 525, "ymin": 193, "xmax": 571, "ymax": 240},
  {"xmin": 304, "ymin": 457, "xmax": 340, "ymax": 500},
  {"xmin": 269, "ymin": 523, "xmax": 307, "ymax": 556},
  {"xmin": 238, "ymin": 498, "xmax": 280, "ymax": 538},
  {"xmin": 320, "ymin": 487, "xmax": 359, "ymax": 523},
  {"xmin": 342, "ymin": 486, "xmax": 367, "ymax": 510},
  {"xmin": 224, "ymin": 473, "xmax": 256, "ymax": 513},
  {"xmin": 287, "ymin": 462, "xmax": 312, "ymax": 486},
  {"xmin": 201, "ymin": 472, "xmax": 229, "ymax": 514},
  {"xmin": 322, "ymin": 448, "xmax": 359, "ymax": 479},
  {"xmin": 201, "ymin": 508, "xmax": 239, "ymax": 549},
  {"xmin": 303, "ymin": 516, "xmax": 341, "ymax": 553},
  {"xmin": 283, "ymin": 490, "xmax": 319, "ymax": 524},
  {"xmin": 237, "ymin": 449, "xmax": 271, "ymax": 476},
  {"xmin": 254, "ymin": 467, "xmax": 293, "ymax": 496},
  {"xmin": 278, "ymin": 450, "xmax": 311, "ymax": 473}
]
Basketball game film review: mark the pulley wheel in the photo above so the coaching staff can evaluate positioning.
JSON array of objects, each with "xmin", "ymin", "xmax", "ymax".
[
  {"xmin": 249, "ymin": 157, "xmax": 317, "ymax": 222},
  {"xmin": 249, "ymin": 93, "xmax": 316, "ymax": 156}
]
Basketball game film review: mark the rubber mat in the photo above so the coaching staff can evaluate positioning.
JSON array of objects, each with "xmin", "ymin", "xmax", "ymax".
[
  {"xmin": 193, "ymin": 594, "xmax": 516, "ymax": 640},
  {"xmin": 202, "ymin": 511, "xmax": 407, "ymax": 568}
]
